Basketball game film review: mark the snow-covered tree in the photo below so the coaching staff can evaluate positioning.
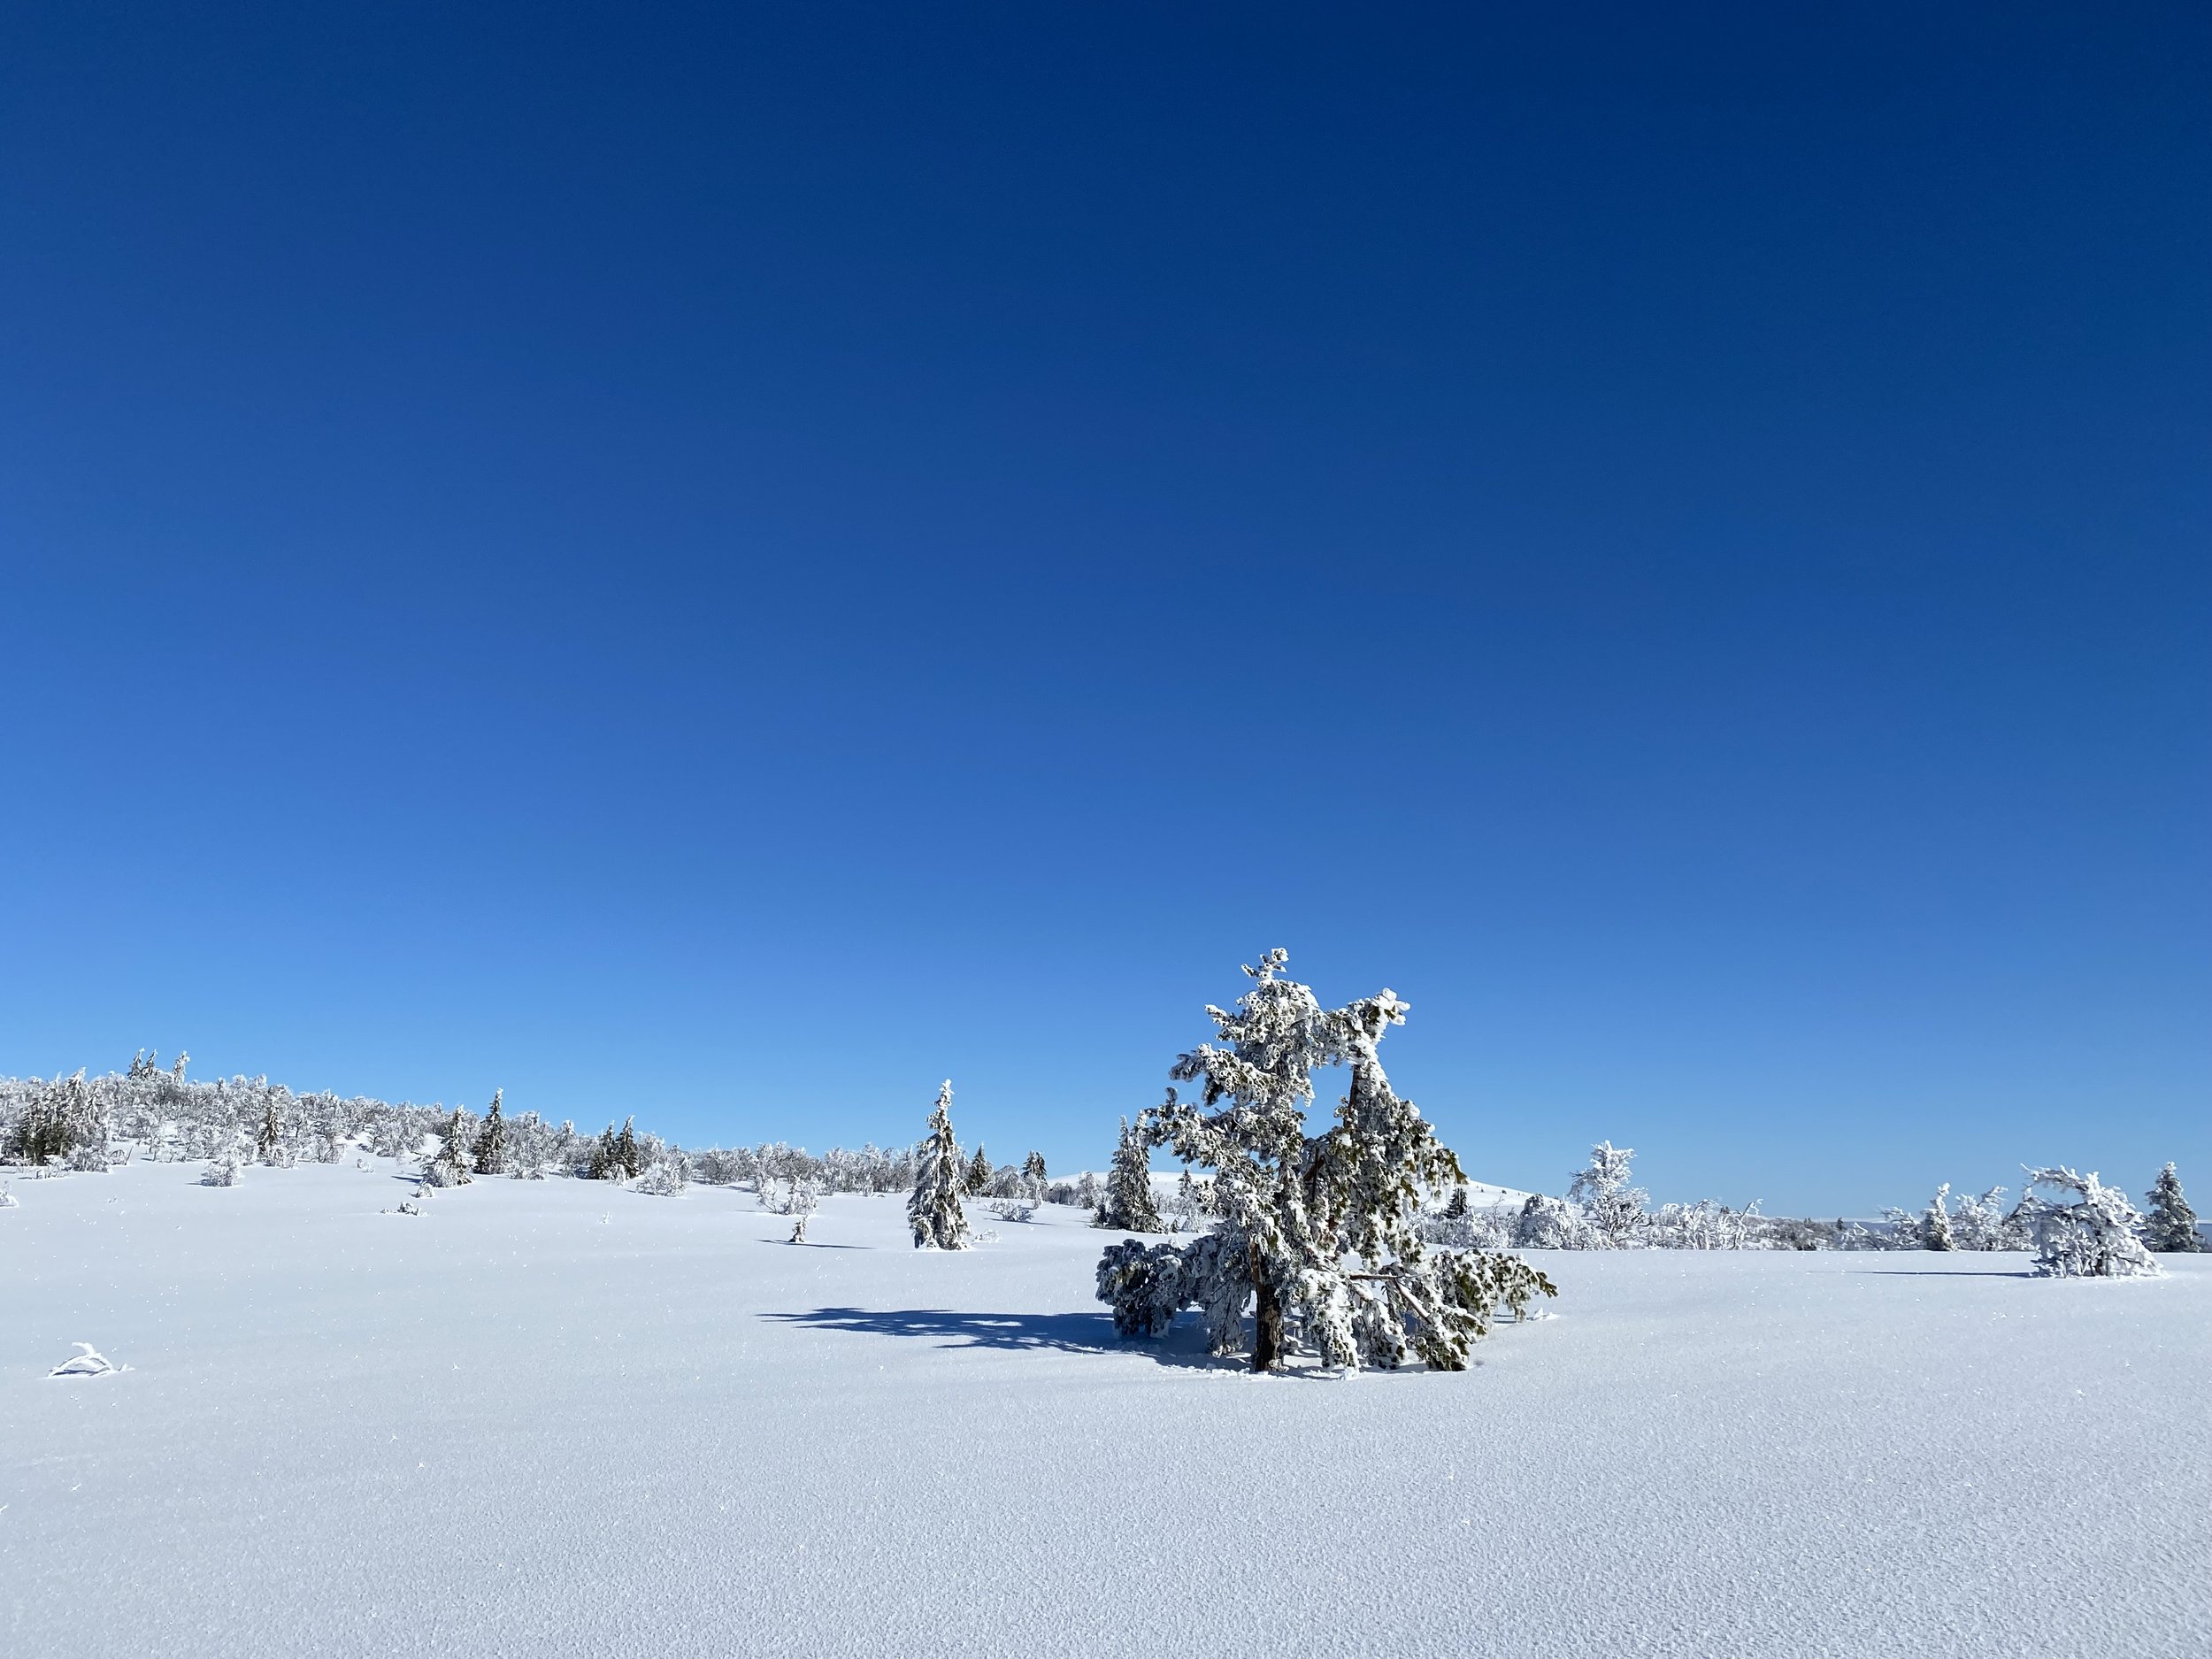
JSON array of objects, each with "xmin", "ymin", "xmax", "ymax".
[
  {"xmin": 255, "ymin": 1097, "xmax": 284, "ymax": 1164},
  {"xmin": 1511, "ymin": 1192, "xmax": 1592, "ymax": 1249},
  {"xmin": 473, "ymin": 1089, "xmax": 507, "ymax": 1175},
  {"xmin": 203, "ymin": 1146, "xmax": 244, "ymax": 1186},
  {"xmin": 1443, "ymin": 1186, "xmax": 1470, "ymax": 1220},
  {"xmin": 1100, "ymin": 1116, "xmax": 1165, "ymax": 1233},
  {"xmin": 1099, "ymin": 950, "xmax": 1555, "ymax": 1371},
  {"xmin": 1948, "ymin": 1186, "xmax": 2024, "ymax": 1251},
  {"xmin": 908, "ymin": 1080, "xmax": 971, "ymax": 1250},
  {"xmin": 784, "ymin": 1175, "xmax": 820, "ymax": 1241},
  {"xmin": 422, "ymin": 1109, "xmax": 474, "ymax": 1187},
  {"xmin": 1920, "ymin": 1184, "xmax": 1955, "ymax": 1250},
  {"xmin": 614, "ymin": 1118, "xmax": 641, "ymax": 1180},
  {"xmin": 1021, "ymin": 1150, "xmax": 1048, "ymax": 1201},
  {"xmin": 1566, "ymin": 1141, "xmax": 1647, "ymax": 1247},
  {"xmin": 588, "ymin": 1125, "xmax": 619, "ymax": 1180},
  {"xmin": 964, "ymin": 1144, "xmax": 992, "ymax": 1196},
  {"xmin": 1170, "ymin": 1169, "xmax": 1204, "ymax": 1233},
  {"xmin": 2142, "ymin": 1164, "xmax": 2200, "ymax": 1253},
  {"xmin": 2013, "ymin": 1167, "xmax": 2158, "ymax": 1279}
]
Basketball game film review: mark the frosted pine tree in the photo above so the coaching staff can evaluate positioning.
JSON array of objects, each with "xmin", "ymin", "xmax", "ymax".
[
  {"xmin": 1566, "ymin": 1141, "xmax": 1647, "ymax": 1246},
  {"xmin": 908, "ymin": 1080, "xmax": 972, "ymax": 1250},
  {"xmin": 614, "ymin": 1118, "xmax": 642, "ymax": 1180},
  {"xmin": 2013, "ymin": 1167, "xmax": 2158, "ymax": 1279},
  {"xmin": 2141, "ymin": 1164, "xmax": 2200, "ymax": 1253},
  {"xmin": 1920, "ymin": 1184, "xmax": 1955, "ymax": 1250},
  {"xmin": 1444, "ymin": 1186, "xmax": 1470, "ymax": 1220},
  {"xmin": 1101, "ymin": 1115, "xmax": 1165, "ymax": 1233},
  {"xmin": 965, "ymin": 1144, "xmax": 992, "ymax": 1196},
  {"xmin": 473, "ymin": 1090, "xmax": 507, "ymax": 1175},
  {"xmin": 255, "ymin": 1097, "xmax": 284, "ymax": 1164},
  {"xmin": 423, "ymin": 1108, "xmax": 474, "ymax": 1187},
  {"xmin": 1021, "ymin": 1150, "xmax": 1048, "ymax": 1202},
  {"xmin": 1099, "ymin": 950, "xmax": 1555, "ymax": 1372}
]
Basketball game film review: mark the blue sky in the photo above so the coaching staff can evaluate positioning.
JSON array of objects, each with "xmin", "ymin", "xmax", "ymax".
[{"xmin": 4, "ymin": 3, "xmax": 2206, "ymax": 1213}]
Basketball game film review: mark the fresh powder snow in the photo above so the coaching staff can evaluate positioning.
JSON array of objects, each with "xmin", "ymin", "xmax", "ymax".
[{"xmin": 3, "ymin": 1157, "xmax": 2207, "ymax": 1657}]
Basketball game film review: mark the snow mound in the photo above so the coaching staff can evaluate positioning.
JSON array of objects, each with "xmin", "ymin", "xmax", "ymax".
[{"xmin": 47, "ymin": 1341, "xmax": 120, "ymax": 1378}]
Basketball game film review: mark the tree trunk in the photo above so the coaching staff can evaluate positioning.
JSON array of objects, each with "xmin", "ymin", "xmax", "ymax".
[{"xmin": 1249, "ymin": 1240, "xmax": 1284, "ymax": 1372}]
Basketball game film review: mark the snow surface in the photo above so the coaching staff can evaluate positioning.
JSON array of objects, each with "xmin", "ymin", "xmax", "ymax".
[{"xmin": 4, "ymin": 1160, "xmax": 2207, "ymax": 1658}]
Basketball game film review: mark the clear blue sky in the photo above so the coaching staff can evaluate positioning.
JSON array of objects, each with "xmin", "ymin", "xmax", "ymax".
[{"xmin": 4, "ymin": 3, "xmax": 2205, "ymax": 1215}]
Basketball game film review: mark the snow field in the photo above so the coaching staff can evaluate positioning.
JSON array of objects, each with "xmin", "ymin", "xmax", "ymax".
[{"xmin": 4, "ymin": 1159, "xmax": 2207, "ymax": 1657}]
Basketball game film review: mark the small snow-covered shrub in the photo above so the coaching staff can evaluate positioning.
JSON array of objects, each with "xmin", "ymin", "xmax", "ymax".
[
  {"xmin": 2015, "ymin": 1168, "xmax": 2158, "ymax": 1279},
  {"xmin": 1511, "ymin": 1192, "xmax": 1594, "ymax": 1249},
  {"xmin": 1948, "ymin": 1186, "xmax": 2028, "ymax": 1251},
  {"xmin": 202, "ymin": 1150, "xmax": 244, "ymax": 1187},
  {"xmin": 638, "ymin": 1160, "xmax": 687, "ymax": 1197},
  {"xmin": 1420, "ymin": 1206, "xmax": 1511, "ymax": 1251},
  {"xmin": 0, "ymin": 1181, "xmax": 17, "ymax": 1207},
  {"xmin": 1649, "ymin": 1198, "xmax": 1763, "ymax": 1251},
  {"xmin": 987, "ymin": 1199, "xmax": 1036, "ymax": 1224}
]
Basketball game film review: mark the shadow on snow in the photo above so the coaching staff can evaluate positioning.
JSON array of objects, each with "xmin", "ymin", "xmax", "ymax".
[{"xmin": 764, "ymin": 1306, "xmax": 1233, "ymax": 1370}]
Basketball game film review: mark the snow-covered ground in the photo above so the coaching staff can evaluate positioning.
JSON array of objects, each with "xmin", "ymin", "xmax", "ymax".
[{"xmin": 4, "ymin": 1160, "xmax": 2206, "ymax": 1657}]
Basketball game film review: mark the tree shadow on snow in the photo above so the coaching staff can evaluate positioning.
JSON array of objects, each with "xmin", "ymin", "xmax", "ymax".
[
  {"xmin": 758, "ymin": 1239, "xmax": 870, "ymax": 1250},
  {"xmin": 764, "ymin": 1307, "xmax": 1232, "ymax": 1370},
  {"xmin": 1847, "ymin": 1267, "xmax": 2039, "ymax": 1278}
]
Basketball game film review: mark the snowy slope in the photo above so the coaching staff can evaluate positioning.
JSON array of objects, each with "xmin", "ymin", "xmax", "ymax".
[{"xmin": 4, "ymin": 1160, "xmax": 2207, "ymax": 1658}]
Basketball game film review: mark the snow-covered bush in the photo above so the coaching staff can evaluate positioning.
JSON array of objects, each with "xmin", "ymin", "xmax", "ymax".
[
  {"xmin": 1948, "ymin": 1186, "xmax": 2027, "ymax": 1251},
  {"xmin": 1511, "ymin": 1192, "xmax": 1594, "ymax": 1249},
  {"xmin": 908, "ymin": 1080, "xmax": 972, "ymax": 1251},
  {"xmin": 2142, "ymin": 1164, "xmax": 2200, "ymax": 1253},
  {"xmin": 783, "ymin": 1176, "xmax": 820, "ymax": 1241},
  {"xmin": 638, "ymin": 1158, "xmax": 688, "ymax": 1196},
  {"xmin": 2014, "ymin": 1168, "xmax": 2158, "ymax": 1279},
  {"xmin": 987, "ymin": 1199, "xmax": 1036, "ymax": 1223},
  {"xmin": 202, "ymin": 1149, "xmax": 244, "ymax": 1187},
  {"xmin": 1099, "ymin": 950, "xmax": 1555, "ymax": 1372},
  {"xmin": 1648, "ymin": 1198, "xmax": 1763, "ymax": 1250},
  {"xmin": 1919, "ymin": 1184, "xmax": 1955, "ymax": 1250},
  {"xmin": 1419, "ymin": 1204, "xmax": 1511, "ymax": 1250}
]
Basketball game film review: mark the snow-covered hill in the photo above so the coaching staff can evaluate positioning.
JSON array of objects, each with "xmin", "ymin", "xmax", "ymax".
[{"xmin": 3, "ymin": 1160, "xmax": 2206, "ymax": 1657}]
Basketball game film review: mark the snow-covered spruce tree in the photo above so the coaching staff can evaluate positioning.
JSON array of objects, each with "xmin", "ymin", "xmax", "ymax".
[
  {"xmin": 255, "ymin": 1096, "xmax": 284, "ymax": 1164},
  {"xmin": 615, "ymin": 1118, "xmax": 642, "ymax": 1180},
  {"xmin": 1920, "ymin": 1184, "xmax": 1955, "ymax": 1250},
  {"xmin": 2142, "ymin": 1164, "xmax": 2201, "ymax": 1253},
  {"xmin": 2013, "ymin": 1168, "xmax": 2158, "ymax": 1279},
  {"xmin": 1444, "ymin": 1186, "xmax": 1470, "ymax": 1220},
  {"xmin": 473, "ymin": 1089, "xmax": 507, "ymax": 1175},
  {"xmin": 1021, "ymin": 1150, "xmax": 1048, "ymax": 1202},
  {"xmin": 1566, "ymin": 1141, "xmax": 1647, "ymax": 1247},
  {"xmin": 588, "ymin": 1125, "xmax": 618, "ymax": 1180},
  {"xmin": 1099, "ymin": 950, "xmax": 1555, "ymax": 1372},
  {"xmin": 1100, "ymin": 1115, "xmax": 1165, "ymax": 1232},
  {"xmin": 908, "ymin": 1080, "xmax": 972, "ymax": 1250},
  {"xmin": 965, "ymin": 1144, "xmax": 992, "ymax": 1196},
  {"xmin": 422, "ymin": 1108, "xmax": 474, "ymax": 1187}
]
